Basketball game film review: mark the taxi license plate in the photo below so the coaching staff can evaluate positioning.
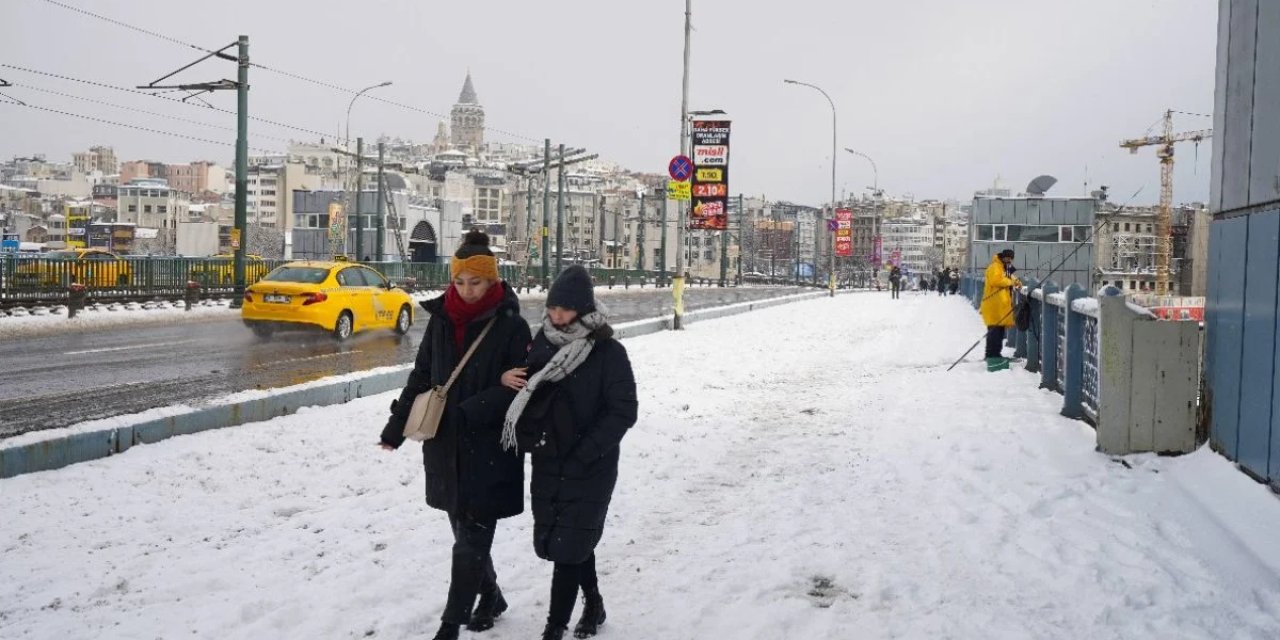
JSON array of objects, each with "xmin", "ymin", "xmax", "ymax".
[{"xmin": 264, "ymin": 294, "xmax": 290, "ymax": 304}]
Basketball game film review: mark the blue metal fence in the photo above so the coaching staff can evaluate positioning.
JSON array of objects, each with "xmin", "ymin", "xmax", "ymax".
[{"xmin": 962, "ymin": 274, "xmax": 1103, "ymax": 425}]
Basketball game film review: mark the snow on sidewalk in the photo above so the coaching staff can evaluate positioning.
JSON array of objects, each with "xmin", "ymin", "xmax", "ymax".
[{"xmin": 3, "ymin": 294, "xmax": 1280, "ymax": 639}]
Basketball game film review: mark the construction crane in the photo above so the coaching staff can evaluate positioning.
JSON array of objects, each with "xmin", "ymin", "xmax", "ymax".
[{"xmin": 1119, "ymin": 110, "xmax": 1211, "ymax": 295}]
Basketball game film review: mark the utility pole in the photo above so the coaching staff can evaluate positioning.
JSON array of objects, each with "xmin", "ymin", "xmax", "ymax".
[
  {"xmin": 674, "ymin": 0, "xmax": 692, "ymax": 328},
  {"xmin": 556, "ymin": 142, "xmax": 566, "ymax": 276},
  {"xmin": 660, "ymin": 196, "xmax": 669, "ymax": 286},
  {"xmin": 541, "ymin": 139, "xmax": 550, "ymax": 287},
  {"xmin": 613, "ymin": 204, "xmax": 621, "ymax": 269},
  {"xmin": 637, "ymin": 192, "xmax": 646, "ymax": 271},
  {"xmin": 525, "ymin": 175, "xmax": 534, "ymax": 277},
  {"xmin": 353, "ymin": 137, "xmax": 364, "ymax": 260},
  {"xmin": 374, "ymin": 141, "xmax": 385, "ymax": 263},
  {"xmin": 719, "ymin": 201, "xmax": 729, "ymax": 286},
  {"xmin": 141, "ymin": 38, "xmax": 251, "ymax": 304}
]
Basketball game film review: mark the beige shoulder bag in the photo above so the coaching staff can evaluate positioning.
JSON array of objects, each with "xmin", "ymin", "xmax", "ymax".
[{"xmin": 403, "ymin": 317, "xmax": 498, "ymax": 442}]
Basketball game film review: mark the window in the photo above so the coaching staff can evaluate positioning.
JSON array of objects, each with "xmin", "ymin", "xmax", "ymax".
[
  {"xmin": 976, "ymin": 225, "xmax": 993, "ymax": 241},
  {"xmin": 337, "ymin": 269, "xmax": 361, "ymax": 287},
  {"xmin": 1008, "ymin": 225, "xmax": 1056, "ymax": 243},
  {"xmin": 992, "ymin": 225, "xmax": 1007, "ymax": 242},
  {"xmin": 1129, "ymin": 281, "xmax": 1137, "ymax": 290},
  {"xmin": 144, "ymin": 205, "xmax": 152, "ymax": 214},
  {"xmin": 128, "ymin": 204, "xmax": 137, "ymax": 213},
  {"xmin": 158, "ymin": 206, "xmax": 168, "ymax": 214},
  {"xmin": 1075, "ymin": 226, "xmax": 1092, "ymax": 241},
  {"xmin": 1059, "ymin": 226, "xmax": 1075, "ymax": 243},
  {"xmin": 1146, "ymin": 224, "xmax": 1153, "ymax": 233},
  {"xmin": 1124, "ymin": 223, "xmax": 1131, "ymax": 231},
  {"xmin": 360, "ymin": 268, "xmax": 388, "ymax": 288}
]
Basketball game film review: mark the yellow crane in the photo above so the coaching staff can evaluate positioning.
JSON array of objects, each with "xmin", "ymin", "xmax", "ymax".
[{"xmin": 1119, "ymin": 110, "xmax": 1211, "ymax": 295}]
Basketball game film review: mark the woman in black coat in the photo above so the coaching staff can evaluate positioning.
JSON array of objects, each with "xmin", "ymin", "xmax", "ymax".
[
  {"xmin": 500, "ymin": 265, "xmax": 638, "ymax": 640},
  {"xmin": 379, "ymin": 231, "xmax": 532, "ymax": 640}
]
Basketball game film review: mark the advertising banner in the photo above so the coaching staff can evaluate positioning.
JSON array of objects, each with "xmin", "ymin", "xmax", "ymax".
[
  {"xmin": 835, "ymin": 208, "xmax": 853, "ymax": 257},
  {"xmin": 690, "ymin": 120, "xmax": 731, "ymax": 230}
]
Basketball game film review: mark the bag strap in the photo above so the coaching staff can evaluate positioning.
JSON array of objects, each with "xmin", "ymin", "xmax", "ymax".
[{"xmin": 440, "ymin": 316, "xmax": 498, "ymax": 394}]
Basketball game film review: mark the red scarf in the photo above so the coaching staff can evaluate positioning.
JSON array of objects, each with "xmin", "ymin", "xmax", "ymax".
[{"xmin": 443, "ymin": 282, "xmax": 505, "ymax": 349}]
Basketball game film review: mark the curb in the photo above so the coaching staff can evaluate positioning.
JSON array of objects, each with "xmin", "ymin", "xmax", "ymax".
[{"xmin": 0, "ymin": 289, "xmax": 853, "ymax": 479}]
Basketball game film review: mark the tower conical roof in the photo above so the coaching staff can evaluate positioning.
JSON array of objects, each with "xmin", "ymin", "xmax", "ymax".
[{"xmin": 457, "ymin": 72, "xmax": 479, "ymax": 105}]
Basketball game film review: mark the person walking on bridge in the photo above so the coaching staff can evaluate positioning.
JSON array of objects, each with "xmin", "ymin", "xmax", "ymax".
[
  {"xmin": 500, "ymin": 265, "xmax": 638, "ymax": 640},
  {"xmin": 379, "ymin": 230, "xmax": 533, "ymax": 640},
  {"xmin": 889, "ymin": 265, "xmax": 902, "ymax": 300},
  {"xmin": 980, "ymin": 249, "xmax": 1022, "ymax": 372}
]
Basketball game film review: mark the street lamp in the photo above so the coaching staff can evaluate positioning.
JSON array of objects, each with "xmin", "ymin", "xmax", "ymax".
[
  {"xmin": 846, "ymin": 148, "xmax": 881, "ymax": 279},
  {"xmin": 784, "ymin": 79, "xmax": 836, "ymax": 297},
  {"xmin": 345, "ymin": 81, "xmax": 392, "ymax": 150},
  {"xmin": 844, "ymin": 148, "xmax": 878, "ymax": 193}
]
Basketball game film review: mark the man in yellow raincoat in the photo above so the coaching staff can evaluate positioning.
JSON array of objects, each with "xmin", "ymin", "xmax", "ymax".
[{"xmin": 980, "ymin": 249, "xmax": 1022, "ymax": 371}]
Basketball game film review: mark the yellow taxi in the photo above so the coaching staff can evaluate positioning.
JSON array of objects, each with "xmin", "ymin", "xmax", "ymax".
[
  {"xmin": 241, "ymin": 260, "xmax": 414, "ymax": 340},
  {"xmin": 189, "ymin": 254, "xmax": 269, "ymax": 286},
  {"xmin": 13, "ymin": 248, "xmax": 132, "ymax": 288}
]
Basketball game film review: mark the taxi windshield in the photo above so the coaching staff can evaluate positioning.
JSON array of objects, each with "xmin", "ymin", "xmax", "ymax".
[{"xmin": 262, "ymin": 266, "xmax": 329, "ymax": 284}]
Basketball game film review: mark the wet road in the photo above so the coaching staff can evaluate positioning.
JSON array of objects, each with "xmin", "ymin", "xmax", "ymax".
[{"xmin": 0, "ymin": 286, "xmax": 811, "ymax": 438}]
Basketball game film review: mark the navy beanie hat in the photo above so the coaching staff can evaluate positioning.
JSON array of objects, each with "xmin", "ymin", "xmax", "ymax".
[{"xmin": 547, "ymin": 265, "xmax": 596, "ymax": 314}]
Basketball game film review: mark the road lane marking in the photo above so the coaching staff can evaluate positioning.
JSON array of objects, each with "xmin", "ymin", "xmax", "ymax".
[{"xmin": 63, "ymin": 341, "xmax": 192, "ymax": 356}]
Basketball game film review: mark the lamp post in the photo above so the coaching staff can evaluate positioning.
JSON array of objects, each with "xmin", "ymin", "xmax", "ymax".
[
  {"xmin": 345, "ymin": 81, "xmax": 392, "ymax": 151},
  {"xmin": 784, "ymin": 79, "xmax": 836, "ymax": 297}
]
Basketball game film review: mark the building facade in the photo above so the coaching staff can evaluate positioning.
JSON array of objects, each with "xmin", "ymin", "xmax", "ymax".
[
  {"xmin": 72, "ymin": 146, "xmax": 118, "ymax": 175},
  {"xmin": 965, "ymin": 196, "xmax": 1096, "ymax": 288}
]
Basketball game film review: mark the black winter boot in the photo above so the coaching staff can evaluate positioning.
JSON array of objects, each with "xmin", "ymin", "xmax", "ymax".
[
  {"xmin": 573, "ymin": 593, "xmax": 606, "ymax": 638},
  {"xmin": 541, "ymin": 623, "xmax": 568, "ymax": 640},
  {"xmin": 467, "ymin": 588, "xmax": 508, "ymax": 631},
  {"xmin": 431, "ymin": 622, "xmax": 460, "ymax": 640}
]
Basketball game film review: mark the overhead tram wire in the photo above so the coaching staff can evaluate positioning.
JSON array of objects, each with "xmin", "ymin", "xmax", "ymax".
[
  {"xmin": 1, "ymin": 64, "xmax": 332, "ymax": 140},
  {"xmin": 0, "ymin": 101, "xmax": 282, "ymax": 154},
  {"xmin": 34, "ymin": 0, "xmax": 548, "ymax": 146},
  {"xmin": 6, "ymin": 82, "xmax": 295, "ymax": 143}
]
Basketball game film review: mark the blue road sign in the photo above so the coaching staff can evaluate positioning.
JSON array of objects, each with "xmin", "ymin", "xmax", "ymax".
[{"xmin": 668, "ymin": 155, "xmax": 693, "ymax": 182}]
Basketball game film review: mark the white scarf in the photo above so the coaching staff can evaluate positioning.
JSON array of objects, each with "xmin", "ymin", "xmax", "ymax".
[{"xmin": 501, "ymin": 303, "xmax": 610, "ymax": 452}]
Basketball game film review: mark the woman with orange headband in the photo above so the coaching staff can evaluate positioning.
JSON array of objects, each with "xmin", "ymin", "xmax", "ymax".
[{"xmin": 380, "ymin": 230, "xmax": 532, "ymax": 640}]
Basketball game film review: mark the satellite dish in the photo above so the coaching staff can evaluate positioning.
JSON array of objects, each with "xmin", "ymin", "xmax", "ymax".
[{"xmin": 1026, "ymin": 175, "xmax": 1058, "ymax": 196}]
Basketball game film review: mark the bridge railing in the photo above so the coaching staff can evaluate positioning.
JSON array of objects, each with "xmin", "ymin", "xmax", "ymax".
[{"xmin": 960, "ymin": 274, "xmax": 1200, "ymax": 456}]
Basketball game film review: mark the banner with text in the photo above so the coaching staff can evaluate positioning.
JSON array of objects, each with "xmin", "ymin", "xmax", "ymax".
[
  {"xmin": 690, "ymin": 120, "xmax": 731, "ymax": 230},
  {"xmin": 835, "ymin": 208, "xmax": 853, "ymax": 257}
]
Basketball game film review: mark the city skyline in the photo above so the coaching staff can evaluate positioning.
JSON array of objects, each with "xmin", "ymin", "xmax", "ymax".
[{"xmin": 0, "ymin": 0, "xmax": 1216, "ymax": 207}]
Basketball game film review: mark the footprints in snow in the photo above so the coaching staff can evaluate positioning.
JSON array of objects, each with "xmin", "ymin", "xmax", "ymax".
[{"xmin": 806, "ymin": 575, "xmax": 858, "ymax": 608}]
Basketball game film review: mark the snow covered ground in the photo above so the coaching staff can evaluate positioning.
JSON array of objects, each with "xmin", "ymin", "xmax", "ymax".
[
  {"xmin": 0, "ymin": 300, "xmax": 235, "ymax": 339},
  {"xmin": 3, "ymin": 293, "xmax": 1280, "ymax": 639}
]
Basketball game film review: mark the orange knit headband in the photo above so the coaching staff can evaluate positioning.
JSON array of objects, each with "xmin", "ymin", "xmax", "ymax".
[{"xmin": 450, "ymin": 254, "xmax": 499, "ymax": 281}]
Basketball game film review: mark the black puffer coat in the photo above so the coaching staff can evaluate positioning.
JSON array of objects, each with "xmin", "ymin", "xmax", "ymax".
[
  {"xmin": 380, "ymin": 283, "xmax": 532, "ymax": 521},
  {"xmin": 524, "ymin": 330, "xmax": 638, "ymax": 564}
]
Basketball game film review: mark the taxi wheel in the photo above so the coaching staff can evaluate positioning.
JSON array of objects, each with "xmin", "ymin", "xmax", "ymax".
[
  {"xmin": 250, "ymin": 323, "xmax": 274, "ymax": 340},
  {"xmin": 333, "ymin": 311, "xmax": 354, "ymax": 341},
  {"xmin": 394, "ymin": 305, "xmax": 411, "ymax": 335}
]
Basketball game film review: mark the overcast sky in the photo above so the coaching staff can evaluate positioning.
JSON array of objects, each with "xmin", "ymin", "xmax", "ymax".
[{"xmin": 0, "ymin": 0, "xmax": 1217, "ymax": 206}]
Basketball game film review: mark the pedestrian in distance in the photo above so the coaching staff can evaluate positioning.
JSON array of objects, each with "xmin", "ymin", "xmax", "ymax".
[
  {"xmin": 937, "ymin": 268, "xmax": 950, "ymax": 297},
  {"xmin": 889, "ymin": 265, "xmax": 902, "ymax": 299},
  {"xmin": 980, "ymin": 249, "xmax": 1022, "ymax": 372},
  {"xmin": 379, "ymin": 230, "xmax": 533, "ymax": 640},
  {"xmin": 500, "ymin": 265, "xmax": 639, "ymax": 640},
  {"xmin": 949, "ymin": 268, "xmax": 960, "ymax": 295}
]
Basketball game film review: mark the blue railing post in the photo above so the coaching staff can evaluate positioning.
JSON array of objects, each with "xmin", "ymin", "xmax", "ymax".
[
  {"xmin": 1060, "ymin": 283, "xmax": 1087, "ymax": 419},
  {"xmin": 1039, "ymin": 281, "xmax": 1061, "ymax": 389}
]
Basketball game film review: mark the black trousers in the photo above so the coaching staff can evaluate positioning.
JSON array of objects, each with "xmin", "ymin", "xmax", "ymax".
[
  {"xmin": 548, "ymin": 552, "xmax": 599, "ymax": 627},
  {"xmin": 891, "ymin": 282, "xmax": 900, "ymax": 299},
  {"xmin": 985, "ymin": 326, "xmax": 1007, "ymax": 359},
  {"xmin": 442, "ymin": 514, "xmax": 499, "ymax": 625}
]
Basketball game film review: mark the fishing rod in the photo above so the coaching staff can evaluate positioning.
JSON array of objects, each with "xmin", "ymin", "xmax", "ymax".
[{"xmin": 946, "ymin": 186, "xmax": 1145, "ymax": 371}]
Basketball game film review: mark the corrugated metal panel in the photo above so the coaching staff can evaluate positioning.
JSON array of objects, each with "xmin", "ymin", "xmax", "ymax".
[
  {"xmin": 1211, "ymin": 0, "xmax": 1233, "ymax": 212},
  {"xmin": 1209, "ymin": 217, "xmax": 1249, "ymax": 458},
  {"xmin": 1222, "ymin": 0, "xmax": 1259, "ymax": 212},
  {"xmin": 1238, "ymin": 211, "xmax": 1278, "ymax": 477},
  {"xmin": 1250, "ymin": 0, "xmax": 1280, "ymax": 204}
]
